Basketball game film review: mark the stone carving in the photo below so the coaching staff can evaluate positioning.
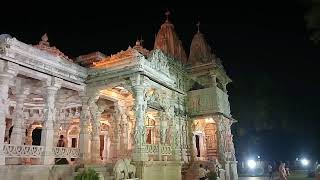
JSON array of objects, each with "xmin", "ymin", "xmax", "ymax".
[
  {"xmin": 146, "ymin": 50, "xmax": 170, "ymax": 76},
  {"xmin": 93, "ymin": 47, "xmax": 142, "ymax": 68},
  {"xmin": 165, "ymin": 127, "xmax": 173, "ymax": 145},
  {"xmin": 113, "ymin": 158, "xmax": 136, "ymax": 180},
  {"xmin": 145, "ymin": 144, "xmax": 172, "ymax": 156},
  {"xmin": 134, "ymin": 126, "xmax": 146, "ymax": 146},
  {"xmin": 160, "ymin": 128, "xmax": 167, "ymax": 144},
  {"xmin": 33, "ymin": 33, "xmax": 73, "ymax": 62}
]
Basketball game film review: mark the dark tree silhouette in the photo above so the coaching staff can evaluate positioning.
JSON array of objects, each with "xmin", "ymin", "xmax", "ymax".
[{"xmin": 305, "ymin": 0, "xmax": 320, "ymax": 44}]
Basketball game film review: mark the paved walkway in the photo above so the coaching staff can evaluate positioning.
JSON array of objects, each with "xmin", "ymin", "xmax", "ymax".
[{"xmin": 239, "ymin": 177, "xmax": 269, "ymax": 180}]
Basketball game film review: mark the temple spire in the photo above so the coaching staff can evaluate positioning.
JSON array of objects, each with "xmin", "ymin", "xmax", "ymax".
[{"xmin": 165, "ymin": 9, "xmax": 170, "ymax": 22}]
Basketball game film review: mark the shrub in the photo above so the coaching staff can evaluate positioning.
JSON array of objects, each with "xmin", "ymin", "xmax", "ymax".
[
  {"xmin": 207, "ymin": 171, "xmax": 217, "ymax": 180},
  {"xmin": 74, "ymin": 168, "xmax": 100, "ymax": 180}
]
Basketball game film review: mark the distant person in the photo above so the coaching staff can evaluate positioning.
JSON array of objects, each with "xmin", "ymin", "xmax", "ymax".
[
  {"xmin": 279, "ymin": 162, "xmax": 287, "ymax": 180},
  {"xmin": 55, "ymin": 135, "xmax": 68, "ymax": 164},
  {"xmin": 199, "ymin": 164, "xmax": 208, "ymax": 180},
  {"xmin": 57, "ymin": 135, "xmax": 65, "ymax": 147},
  {"xmin": 268, "ymin": 163, "xmax": 273, "ymax": 180}
]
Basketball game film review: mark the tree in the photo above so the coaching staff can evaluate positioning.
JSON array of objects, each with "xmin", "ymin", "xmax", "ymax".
[{"xmin": 305, "ymin": 0, "xmax": 320, "ymax": 44}]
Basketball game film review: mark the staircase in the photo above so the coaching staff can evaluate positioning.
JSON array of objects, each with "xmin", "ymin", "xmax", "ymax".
[
  {"xmin": 73, "ymin": 164, "xmax": 115, "ymax": 180},
  {"xmin": 182, "ymin": 160, "xmax": 216, "ymax": 180}
]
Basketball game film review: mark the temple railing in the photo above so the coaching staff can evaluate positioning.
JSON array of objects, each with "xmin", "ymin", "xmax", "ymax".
[
  {"xmin": 53, "ymin": 147, "xmax": 80, "ymax": 158},
  {"xmin": 2, "ymin": 144, "xmax": 44, "ymax": 158}
]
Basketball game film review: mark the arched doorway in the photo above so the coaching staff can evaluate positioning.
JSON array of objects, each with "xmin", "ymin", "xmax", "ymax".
[
  {"xmin": 195, "ymin": 134, "xmax": 200, "ymax": 157},
  {"xmin": 32, "ymin": 128, "xmax": 42, "ymax": 146}
]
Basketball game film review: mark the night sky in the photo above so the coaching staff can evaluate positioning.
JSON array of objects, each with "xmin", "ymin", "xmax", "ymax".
[{"xmin": 2, "ymin": 1, "xmax": 319, "ymax": 161}]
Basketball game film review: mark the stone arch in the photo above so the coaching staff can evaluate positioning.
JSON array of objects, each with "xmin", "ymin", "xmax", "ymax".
[{"xmin": 67, "ymin": 125, "xmax": 80, "ymax": 148}]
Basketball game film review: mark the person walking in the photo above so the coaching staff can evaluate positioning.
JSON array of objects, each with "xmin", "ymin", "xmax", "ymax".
[
  {"xmin": 279, "ymin": 162, "xmax": 287, "ymax": 180},
  {"xmin": 268, "ymin": 163, "xmax": 273, "ymax": 180}
]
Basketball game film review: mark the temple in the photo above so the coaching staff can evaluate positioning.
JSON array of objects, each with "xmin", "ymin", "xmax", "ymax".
[{"xmin": 0, "ymin": 12, "xmax": 238, "ymax": 180}]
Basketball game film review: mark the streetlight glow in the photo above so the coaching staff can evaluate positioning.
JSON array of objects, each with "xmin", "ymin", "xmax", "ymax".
[
  {"xmin": 247, "ymin": 160, "xmax": 257, "ymax": 169},
  {"xmin": 301, "ymin": 158, "xmax": 309, "ymax": 166}
]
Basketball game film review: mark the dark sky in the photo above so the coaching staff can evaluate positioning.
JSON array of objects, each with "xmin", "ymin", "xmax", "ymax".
[{"xmin": 2, "ymin": 1, "xmax": 320, "ymax": 161}]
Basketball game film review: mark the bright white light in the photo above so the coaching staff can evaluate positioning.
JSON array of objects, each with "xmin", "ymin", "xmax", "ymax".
[
  {"xmin": 257, "ymin": 156, "xmax": 260, "ymax": 159},
  {"xmin": 301, "ymin": 158, "xmax": 309, "ymax": 166},
  {"xmin": 247, "ymin": 160, "xmax": 257, "ymax": 169}
]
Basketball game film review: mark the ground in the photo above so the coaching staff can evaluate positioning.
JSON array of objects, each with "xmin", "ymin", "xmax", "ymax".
[
  {"xmin": 239, "ymin": 170, "xmax": 313, "ymax": 180},
  {"xmin": 239, "ymin": 177, "xmax": 313, "ymax": 180}
]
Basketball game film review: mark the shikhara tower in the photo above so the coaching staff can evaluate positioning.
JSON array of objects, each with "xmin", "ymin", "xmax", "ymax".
[{"xmin": 0, "ymin": 11, "xmax": 238, "ymax": 180}]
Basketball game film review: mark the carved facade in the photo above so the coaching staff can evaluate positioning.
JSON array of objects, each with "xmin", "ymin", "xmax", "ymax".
[{"xmin": 0, "ymin": 13, "xmax": 238, "ymax": 180}]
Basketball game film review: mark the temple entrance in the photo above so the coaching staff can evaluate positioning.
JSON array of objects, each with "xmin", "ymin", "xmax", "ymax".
[
  {"xmin": 195, "ymin": 134, "xmax": 200, "ymax": 157},
  {"xmin": 192, "ymin": 118, "xmax": 218, "ymax": 161},
  {"xmin": 100, "ymin": 135, "xmax": 104, "ymax": 159}
]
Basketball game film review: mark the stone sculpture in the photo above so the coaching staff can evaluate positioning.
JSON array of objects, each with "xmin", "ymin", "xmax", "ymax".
[{"xmin": 113, "ymin": 158, "xmax": 136, "ymax": 180}]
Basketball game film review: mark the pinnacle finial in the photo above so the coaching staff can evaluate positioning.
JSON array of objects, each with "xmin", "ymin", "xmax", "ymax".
[
  {"xmin": 196, "ymin": 21, "xmax": 200, "ymax": 33},
  {"xmin": 41, "ymin": 33, "xmax": 48, "ymax": 42},
  {"xmin": 165, "ymin": 8, "xmax": 170, "ymax": 22},
  {"xmin": 140, "ymin": 35, "xmax": 144, "ymax": 44}
]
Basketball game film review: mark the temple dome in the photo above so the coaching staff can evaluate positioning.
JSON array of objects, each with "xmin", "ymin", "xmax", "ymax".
[
  {"xmin": 154, "ymin": 14, "xmax": 187, "ymax": 64},
  {"xmin": 188, "ymin": 29, "xmax": 216, "ymax": 66}
]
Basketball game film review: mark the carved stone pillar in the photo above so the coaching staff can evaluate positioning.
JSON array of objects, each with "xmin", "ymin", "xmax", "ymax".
[
  {"xmin": 79, "ymin": 94, "xmax": 91, "ymax": 164},
  {"xmin": 132, "ymin": 85, "xmax": 147, "ymax": 162},
  {"xmin": 40, "ymin": 78, "xmax": 61, "ymax": 165},
  {"xmin": 9, "ymin": 89, "xmax": 28, "ymax": 164},
  {"xmin": 25, "ymin": 126, "xmax": 34, "ymax": 145},
  {"xmin": 216, "ymin": 116, "xmax": 238, "ymax": 180},
  {"xmin": 216, "ymin": 116, "xmax": 226, "ymax": 166},
  {"xmin": 118, "ymin": 104, "xmax": 129, "ymax": 156},
  {"xmin": 88, "ymin": 92, "xmax": 103, "ymax": 164},
  {"xmin": 25, "ymin": 126, "xmax": 35, "ymax": 165},
  {"xmin": 11, "ymin": 89, "xmax": 29, "ymax": 146},
  {"xmin": 210, "ymin": 73, "xmax": 217, "ymax": 88},
  {"xmin": 109, "ymin": 121, "xmax": 118, "ymax": 162},
  {"xmin": 159, "ymin": 112, "xmax": 166, "ymax": 144},
  {"xmin": 0, "ymin": 62, "xmax": 17, "ymax": 165},
  {"xmin": 102, "ymin": 132, "xmax": 109, "ymax": 163},
  {"xmin": 53, "ymin": 104, "xmax": 63, "ymax": 146},
  {"xmin": 188, "ymin": 118, "xmax": 195, "ymax": 162}
]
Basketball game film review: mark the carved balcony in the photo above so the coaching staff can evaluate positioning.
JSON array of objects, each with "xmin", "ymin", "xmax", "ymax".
[
  {"xmin": 3, "ymin": 144, "xmax": 44, "ymax": 158},
  {"xmin": 145, "ymin": 144, "xmax": 172, "ymax": 161},
  {"xmin": 53, "ymin": 147, "xmax": 80, "ymax": 158},
  {"xmin": 187, "ymin": 87, "xmax": 231, "ymax": 117}
]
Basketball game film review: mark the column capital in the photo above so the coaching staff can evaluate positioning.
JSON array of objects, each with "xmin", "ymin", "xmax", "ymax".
[
  {"xmin": 209, "ymin": 70, "xmax": 217, "ymax": 77},
  {"xmin": 43, "ymin": 77, "xmax": 62, "ymax": 90},
  {"xmin": 0, "ymin": 61, "xmax": 19, "ymax": 77},
  {"xmin": 132, "ymin": 84, "xmax": 145, "ymax": 92}
]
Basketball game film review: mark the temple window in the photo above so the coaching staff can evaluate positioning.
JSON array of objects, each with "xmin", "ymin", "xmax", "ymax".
[{"xmin": 145, "ymin": 113, "xmax": 157, "ymax": 144}]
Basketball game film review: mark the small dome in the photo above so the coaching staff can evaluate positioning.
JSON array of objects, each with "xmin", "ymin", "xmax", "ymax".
[{"xmin": 188, "ymin": 30, "xmax": 215, "ymax": 66}]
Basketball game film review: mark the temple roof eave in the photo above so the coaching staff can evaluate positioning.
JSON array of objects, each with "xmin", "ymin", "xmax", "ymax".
[{"xmin": 0, "ymin": 35, "xmax": 88, "ymax": 83}]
